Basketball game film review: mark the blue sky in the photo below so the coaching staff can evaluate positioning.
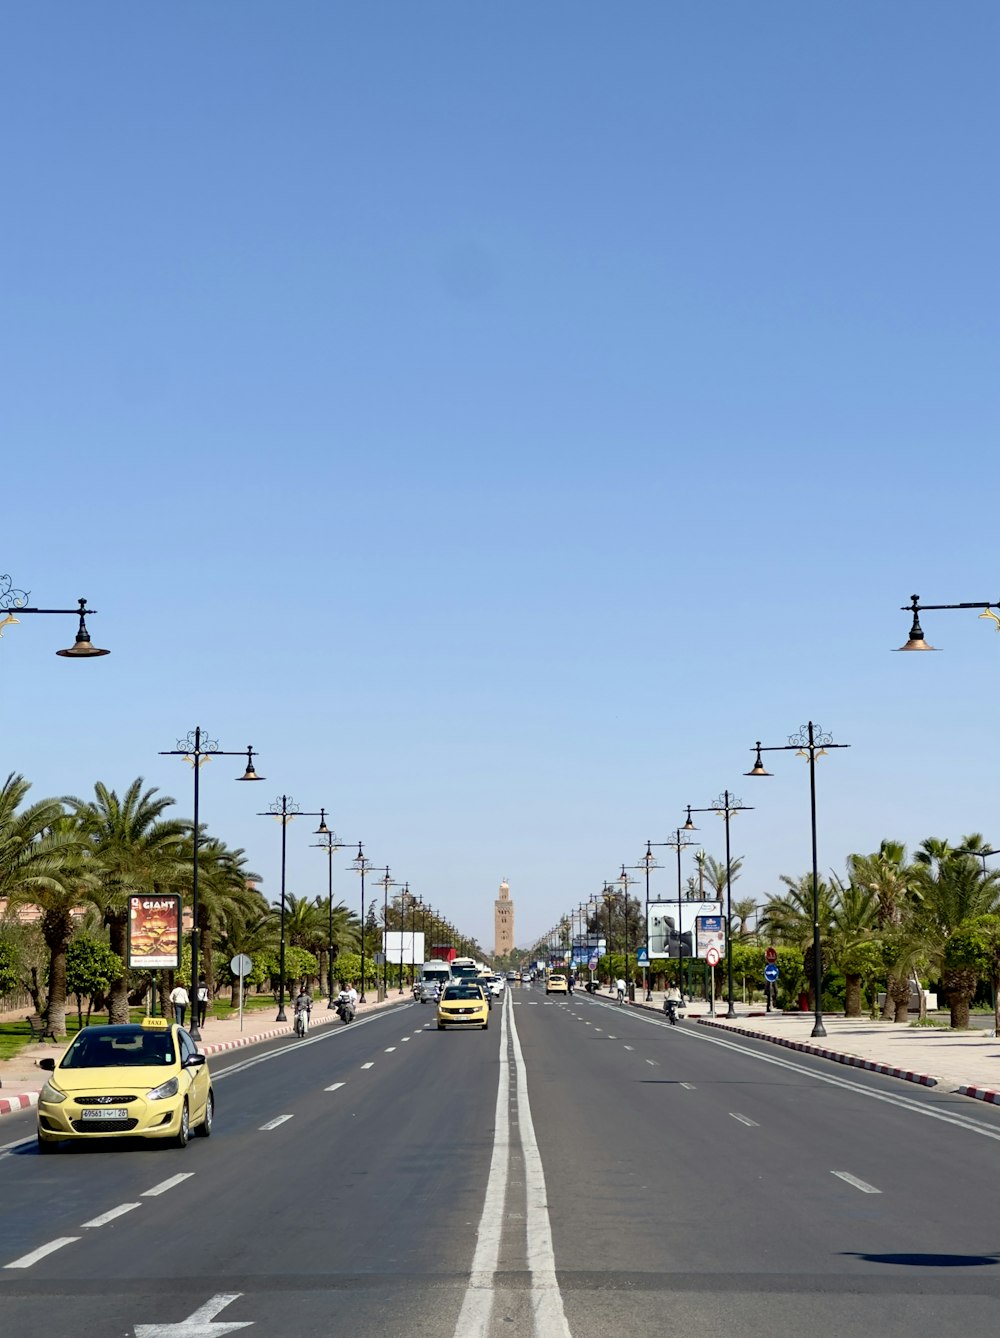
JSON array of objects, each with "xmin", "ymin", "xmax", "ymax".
[{"xmin": 3, "ymin": 2, "xmax": 998, "ymax": 951}]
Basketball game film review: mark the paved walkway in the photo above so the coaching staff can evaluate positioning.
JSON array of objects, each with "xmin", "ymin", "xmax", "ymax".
[{"xmin": 0, "ymin": 991, "xmax": 410, "ymax": 1116}]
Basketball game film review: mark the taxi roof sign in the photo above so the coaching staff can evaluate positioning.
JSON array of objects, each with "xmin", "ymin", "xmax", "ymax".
[{"xmin": 140, "ymin": 1015, "xmax": 169, "ymax": 1029}]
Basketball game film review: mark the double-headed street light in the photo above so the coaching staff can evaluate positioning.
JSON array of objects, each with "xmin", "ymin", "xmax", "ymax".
[
  {"xmin": 351, "ymin": 843, "xmax": 375, "ymax": 1002},
  {"xmin": 661, "ymin": 827, "xmax": 698, "ymax": 1001},
  {"xmin": 616, "ymin": 865, "xmax": 640, "ymax": 999},
  {"xmin": 630, "ymin": 844, "xmax": 664, "ymax": 1000},
  {"xmin": 311, "ymin": 825, "xmax": 349, "ymax": 1008},
  {"xmin": 684, "ymin": 793, "xmax": 753, "ymax": 1019},
  {"xmin": 1, "ymin": 575, "xmax": 108, "ymax": 657},
  {"xmin": 373, "ymin": 867, "xmax": 400, "ymax": 998},
  {"xmin": 258, "ymin": 796, "xmax": 329, "ymax": 1021},
  {"xmin": 160, "ymin": 727, "xmax": 263, "ymax": 1040},
  {"xmin": 746, "ymin": 722, "xmax": 850, "ymax": 1038},
  {"xmin": 893, "ymin": 592, "xmax": 1000, "ymax": 651}
]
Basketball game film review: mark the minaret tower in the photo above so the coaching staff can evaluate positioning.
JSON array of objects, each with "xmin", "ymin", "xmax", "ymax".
[{"xmin": 494, "ymin": 878, "xmax": 514, "ymax": 958}]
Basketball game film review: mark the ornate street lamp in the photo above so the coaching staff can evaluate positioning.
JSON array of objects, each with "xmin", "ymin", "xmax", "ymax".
[
  {"xmin": 629, "ymin": 844, "xmax": 663, "ymax": 1000},
  {"xmin": 311, "ymin": 825, "xmax": 349, "ymax": 1007},
  {"xmin": 0, "ymin": 575, "xmax": 108, "ymax": 657},
  {"xmin": 894, "ymin": 592, "xmax": 1000, "ymax": 651},
  {"xmin": 746, "ymin": 722, "xmax": 849, "ymax": 1038},
  {"xmin": 159, "ymin": 727, "xmax": 263, "ymax": 1039},
  {"xmin": 258, "ymin": 796, "xmax": 328, "ymax": 1021},
  {"xmin": 684, "ymin": 792, "xmax": 753, "ymax": 1018},
  {"xmin": 660, "ymin": 827, "xmax": 698, "ymax": 1002},
  {"xmin": 351, "ymin": 843, "xmax": 375, "ymax": 1002},
  {"xmin": 373, "ymin": 867, "xmax": 400, "ymax": 998}
]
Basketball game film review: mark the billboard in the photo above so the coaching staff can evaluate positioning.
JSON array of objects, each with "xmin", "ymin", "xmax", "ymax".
[
  {"xmin": 646, "ymin": 900, "xmax": 723, "ymax": 959},
  {"xmin": 128, "ymin": 894, "xmax": 182, "ymax": 970},
  {"xmin": 696, "ymin": 915, "xmax": 726, "ymax": 959},
  {"xmin": 382, "ymin": 931, "xmax": 426, "ymax": 966}
]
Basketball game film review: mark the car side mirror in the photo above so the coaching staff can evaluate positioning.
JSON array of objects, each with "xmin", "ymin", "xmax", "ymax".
[
  {"xmin": 185, "ymin": 1054, "xmax": 207, "ymax": 1068},
  {"xmin": 39, "ymin": 1057, "xmax": 55, "ymax": 1072}
]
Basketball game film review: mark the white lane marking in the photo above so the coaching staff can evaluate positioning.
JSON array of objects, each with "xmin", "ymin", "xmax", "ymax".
[
  {"xmin": 325, "ymin": 1082, "xmax": 345, "ymax": 1092},
  {"xmin": 645, "ymin": 1059, "xmax": 657, "ymax": 1066},
  {"xmin": 143, "ymin": 1173, "xmax": 194, "ymax": 1197},
  {"xmin": 212, "ymin": 1007, "xmax": 396, "ymax": 1079},
  {"xmin": 508, "ymin": 992, "xmax": 572, "ymax": 1336},
  {"xmin": 5, "ymin": 1237, "xmax": 79, "ymax": 1269},
  {"xmin": 681, "ymin": 1082, "xmax": 696, "ymax": 1090},
  {"xmin": 0, "ymin": 1135, "xmax": 34, "ymax": 1159},
  {"xmin": 529, "ymin": 1001, "xmax": 538, "ymax": 1006},
  {"xmin": 401, "ymin": 1037, "xmax": 410, "ymax": 1042},
  {"xmin": 832, "ymin": 1170, "xmax": 882, "ymax": 1194},
  {"xmin": 451, "ymin": 987, "xmax": 509, "ymax": 1338},
  {"xmin": 135, "ymin": 1293, "xmax": 251, "ymax": 1336},
  {"xmin": 81, "ymin": 1202, "xmax": 141, "ymax": 1228},
  {"xmin": 607, "ymin": 1035, "xmax": 617, "ymax": 1040},
  {"xmin": 361, "ymin": 1062, "xmax": 374, "ymax": 1070},
  {"xmin": 594, "ymin": 1028, "xmax": 602, "ymax": 1032},
  {"xmin": 259, "ymin": 1115, "xmax": 294, "ymax": 1130},
  {"xmin": 624, "ymin": 1045, "xmax": 634, "ymax": 1051},
  {"xmin": 729, "ymin": 1112, "xmax": 759, "ymax": 1127},
  {"xmin": 385, "ymin": 1047, "xmax": 396, "ymax": 1053}
]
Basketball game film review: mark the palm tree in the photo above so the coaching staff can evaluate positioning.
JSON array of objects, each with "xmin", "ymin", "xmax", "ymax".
[
  {"xmin": 66, "ymin": 779, "xmax": 189, "ymax": 1022},
  {"xmin": 732, "ymin": 897, "xmax": 759, "ymax": 942},
  {"xmin": 846, "ymin": 842, "xmax": 920, "ymax": 1020},
  {"xmin": 0, "ymin": 775, "xmax": 82, "ymax": 1034},
  {"xmin": 760, "ymin": 873, "xmax": 836, "ymax": 1010},
  {"xmin": 828, "ymin": 877, "xmax": 879, "ymax": 1017},
  {"xmin": 701, "ymin": 854, "xmax": 743, "ymax": 901},
  {"xmin": 186, "ymin": 838, "xmax": 262, "ymax": 993}
]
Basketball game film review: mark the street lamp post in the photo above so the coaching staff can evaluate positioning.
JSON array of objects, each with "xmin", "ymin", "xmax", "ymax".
[
  {"xmin": 159, "ymin": 727, "xmax": 264, "ymax": 1040},
  {"xmin": 616, "ymin": 865, "xmax": 640, "ymax": 1000},
  {"xmin": 373, "ymin": 867, "xmax": 400, "ymax": 998},
  {"xmin": 398, "ymin": 883, "xmax": 412, "ymax": 994},
  {"xmin": 258, "ymin": 796, "xmax": 329, "ymax": 1021},
  {"xmin": 684, "ymin": 792, "xmax": 753, "ymax": 1019},
  {"xmin": 661, "ymin": 827, "xmax": 698, "ymax": 1002},
  {"xmin": 629, "ymin": 844, "xmax": 664, "ymax": 1000},
  {"xmin": 893, "ymin": 592, "xmax": 1000, "ymax": 651},
  {"xmin": 746, "ymin": 722, "xmax": 849, "ymax": 1039},
  {"xmin": 351, "ymin": 843, "xmax": 374, "ymax": 1003},
  {"xmin": 311, "ymin": 825, "xmax": 349, "ymax": 1008},
  {"xmin": 1, "ymin": 576, "xmax": 109, "ymax": 657}
]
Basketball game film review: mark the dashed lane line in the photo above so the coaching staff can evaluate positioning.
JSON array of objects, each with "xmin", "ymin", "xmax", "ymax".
[
  {"xmin": 259, "ymin": 1115, "xmax": 294, "ymax": 1130},
  {"xmin": 385, "ymin": 1047, "xmax": 396, "ymax": 1052},
  {"xmin": 645, "ymin": 1059, "xmax": 657, "ymax": 1066},
  {"xmin": 361, "ymin": 1062, "xmax": 374, "ymax": 1070},
  {"xmin": 5, "ymin": 1238, "xmax": 79, "ymax": 1269},
  {"xmin": 81, "ymin": 1202, "xmax": 141, "ymax": 1229},
  {"xmin": 729, "ymin": 1113, "xmax": 759, "ymax": 1127},
  {"xmin": 623, "ymin": 1045, "xmax": 634, "ymax": 1051},
  {"xmin": 143, "ymin": 1173, "xmax": 194, "ymax": 1197},
  {"xmin": 325, "ymin": 1083, "xmax": 345, "ymax": 1092},
  {"xmin": 832, "ymin": 1171, "xmax": 881, "ymax": 1194},
  {"xmin": 680, "ymin": 1083, "xmax": 696, "ymax": 1090}
]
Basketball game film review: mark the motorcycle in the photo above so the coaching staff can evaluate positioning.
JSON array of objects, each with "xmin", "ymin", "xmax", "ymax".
[
  {"xmin": 663, "ymin": 998, "xmax": 679, "ymax": 1025},
  {"xmin": 335, "ymin": 994, "xmax": 356, "ymax": 1025}
]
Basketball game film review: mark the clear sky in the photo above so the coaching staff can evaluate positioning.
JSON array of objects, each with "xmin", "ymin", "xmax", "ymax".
[{"xmin": 3, "ymin": 2, "xmax": 998, "ymax": 952}]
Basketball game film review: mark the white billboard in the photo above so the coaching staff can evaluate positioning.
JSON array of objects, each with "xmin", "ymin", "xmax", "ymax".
[
  {"xmin": 646, "ymin": 900, "xmax": 723, "ymax": 959},
  {"xmin": 382, "ymin": 930, "xmax": 426, "ymax": 966}
]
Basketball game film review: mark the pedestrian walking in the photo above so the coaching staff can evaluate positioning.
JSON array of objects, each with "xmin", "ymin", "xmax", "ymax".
[
  {"xmin": 169, "ymin": 982, "xmax": 190, "ymax": 1027},
  {"xmin": 196, "ymin": 978, "xmax": 209, "ymax": 1028}
]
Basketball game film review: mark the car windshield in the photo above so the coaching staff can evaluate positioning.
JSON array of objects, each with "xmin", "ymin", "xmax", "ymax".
[
  {"xmin": 443, "ymin": 986, "xmax": 482, "ymax": 1001},
  {"xmin": 60, "ymin": 1026, "xmax": 176, "ymax": 1068}
]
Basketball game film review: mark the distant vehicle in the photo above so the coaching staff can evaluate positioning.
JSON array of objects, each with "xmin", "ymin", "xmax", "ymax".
[
  {"xmin": 485, "ymin": 974, "xmax": 505, "ymax": 997},
  {"xmin": 506, "ymin": 971, "xmax": 517, "ymax": 981},
  {"xmin": 416, "ymin": 981, "xmax": 440, "ymax": 1004},
  {"xmin": 419, "ymin": 960, "xmax": 452, "ymax": 991},
  {"xmin": 437, "ymin": 982, "xmax": 489, "ymax": 1030},
  {"xmin": 475, "ymin": 975, "xmax": 495, "ymax": 1008},
  {"xmin": 450, "ymin": 957, "xmax": 481, "ymax": 983},
  {"xmin": 546, "ymin": 974, "xmax": 569, "ymax": 995}
]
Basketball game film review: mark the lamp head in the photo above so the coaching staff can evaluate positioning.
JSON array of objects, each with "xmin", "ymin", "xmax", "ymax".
[
  {"xmin": 237, "ymin": 747, "xmax": 265, "ymax": 781},
  {"xmin": 314, "ymin": 807, "xmax": 330, "ymax": 835},
  {"xmin": 682, "ymin": 806, "xmax": 698, "ymax": 832},
  {"xmin": 894, "ymin": 595, "xmax": 938, "ymax": 651},
  {"xmin": 745, "ymin": 743, "xmax": 772, "ymax": 778},
  {"xmin": 56, "ymin": 599, "xmax": 109, "ymax": 658}
]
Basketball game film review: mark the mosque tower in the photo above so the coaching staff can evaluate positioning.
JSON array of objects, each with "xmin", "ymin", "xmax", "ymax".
[{"xmin": 494, "ymin": 878, "xmax": 514, "ymax": 958}]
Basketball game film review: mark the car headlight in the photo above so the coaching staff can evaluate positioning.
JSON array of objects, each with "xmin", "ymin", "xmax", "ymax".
[
  {"xmin": 40, "ymin": 1080, "xmax": 67, "ymax": 1104},
  {"xmin": 146, "ymin": 1076, "xmax": 179, "ymax": 1101}
]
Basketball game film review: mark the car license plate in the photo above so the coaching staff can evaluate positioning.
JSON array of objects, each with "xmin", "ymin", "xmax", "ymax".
[{"xmin": 80, "ymin": 1108, "xmax": 128, "ymax": 1120}]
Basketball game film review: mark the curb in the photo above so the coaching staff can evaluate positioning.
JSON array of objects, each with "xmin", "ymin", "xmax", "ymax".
[
  {"xmin": 956, "ymin": 1085, "xmax": 1000, "ymax": 1105},
  {"xmin": 694, "ymin": 1017, "xmax": 939, "ymax": 1088},
  {"xmin": 0, "ymin": 1092, "xmax": 39, "ymax": 1117}
]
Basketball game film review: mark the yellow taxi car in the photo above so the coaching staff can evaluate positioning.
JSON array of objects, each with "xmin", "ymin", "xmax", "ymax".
[
  {"xmin": 546, "ymin": 974, "xmax": 569, "ymax": 995},
  {"xmin": 36, "ymin": 1016, "xmax": 213, "ymax": 1153},
  {"xmin": 437, "ymin": 982, "xmax": 490, "ymax": 1030}
]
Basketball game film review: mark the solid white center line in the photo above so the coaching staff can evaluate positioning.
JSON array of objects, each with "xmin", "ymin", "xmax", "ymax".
[
  {"xmin": 729, "ymin": 1112, "xmax": 759, "ymax": 1127},
  {"xmin": 5, "ymin": 1238, "xmax": 79, "ymax": 1269},
  {"xmin": 361, "ymin": 1062, "xmax": 374, "ymax": 1070},
  {"xmin": 832, "ymin": 1170, "xmax": 882, "ymax": 1194},
  {"xmin": 325, "ymin": 1082, "xmax": 345, "ymax": 1092},
  {"xmin": 143, "ymin": 1173, "xmax": 193, "ymax": 1198},
  {"xmin": 681, "ymin": 1082, "xmax": 696, "ymax": 1090},
  {"xmin": 259, "ymin": 1115, "xmax": 294, "ymax": 1130},
  {"xmin": 384, "ymin": 1047, "xmax": 396, "ymax": 1052},
  {"xmin": 81, "ymin": 1203, "xmax": 141, "ymax": 1229}
]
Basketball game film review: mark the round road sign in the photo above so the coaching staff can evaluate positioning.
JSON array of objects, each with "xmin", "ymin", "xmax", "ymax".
[
  {"xmin": 230, "ymin": 953, "xmax": 253, "ymax": 977},
  {"xmin": 765, "ymin": 946, "xmax": 778, "ymax": 964},
  {"xmin": 764, "ymin": 963, "xmax": 779, "ymax": 983},
  {"xmin": 705, "ymin": 946, "xmax": 721, "ymax": 967}
]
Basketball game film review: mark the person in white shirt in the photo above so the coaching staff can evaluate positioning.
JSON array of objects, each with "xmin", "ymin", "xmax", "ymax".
[
  {"xmin": 616, "ymin": 977, "xmax": 626, "ymax": 1004},
  {"xmin": 169, "ymin": 983, "xmax": 190, "ymax": 1027},
  {"xmin": 348, "ymin": 983, "xmax": 359, "ymax": 1009}
]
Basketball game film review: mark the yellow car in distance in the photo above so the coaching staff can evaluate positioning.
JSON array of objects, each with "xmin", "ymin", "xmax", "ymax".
[
  {"xmin": 546, "ymin": 974, "xmax": 569, "ymax": 994},
  {"xmin": 437, "ymin": 982, "xmax": 490, "ymax": 1030},
  {"xmin": 36, "ymin": 1016, "xmax": 213, "ymax": 1153}
]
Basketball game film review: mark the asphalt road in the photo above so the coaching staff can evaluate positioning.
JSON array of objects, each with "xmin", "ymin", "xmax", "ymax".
[{"xmin": 3, "ymin": 987, "xmax": 1000, "ymax": 1337}]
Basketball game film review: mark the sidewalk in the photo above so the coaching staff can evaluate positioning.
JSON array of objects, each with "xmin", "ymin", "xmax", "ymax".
[
  {"xmin": 618, "ymin": 986, "xmax": 1000, "ymax": 1107},
  {"xmin": 0, "ymin": 991, "xmax": 409, "ymax": 1117}
]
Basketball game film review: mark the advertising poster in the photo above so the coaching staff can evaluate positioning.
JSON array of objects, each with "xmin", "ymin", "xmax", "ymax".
[
  {"xmin": 128, "ymin": 894, "xmax": 182, "ymax": 970},
  {"xmin": 647, "ymin": 901, "xmax": 723, "ymax": 958},
  {"xmin": 695, "ymin": 915, "xmax": 726, "ymax": 960},
  {"xmin": 382, "ymin": 931, "xmax": 426, "ymax": 965}
]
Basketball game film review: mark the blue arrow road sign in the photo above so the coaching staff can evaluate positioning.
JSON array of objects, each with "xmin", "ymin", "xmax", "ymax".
[{"xmin": 763, "ymin": 963, "xmax": 779, "ymax": 983}]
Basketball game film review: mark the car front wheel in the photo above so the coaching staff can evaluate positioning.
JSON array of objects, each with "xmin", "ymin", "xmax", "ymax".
[
  {"xmin": 195, "ymin": 1091, "xmax": 214, "ymax": 1138},
  {"xmin": 174, "ymin": 1100, "xmax": 190, "ymax": 1149}
]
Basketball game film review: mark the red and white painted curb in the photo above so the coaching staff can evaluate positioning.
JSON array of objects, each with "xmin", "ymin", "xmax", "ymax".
[
  {"xmin": 696, "ymin": 1017, "xmax": 939, "ymax": 1087},
  {"xmin": 0, "ymin": 1092, "xmax": 39, "ymax": 1117},
  {"xmin": 956, "ymin": 1085, "xmax": 1000, "ymax": 1105}
]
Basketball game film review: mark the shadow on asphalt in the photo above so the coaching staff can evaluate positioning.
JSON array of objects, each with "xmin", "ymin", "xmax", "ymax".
[{"xmin": 844, "ymin": 1252, "xmax": 1000, "ymax": 1267}]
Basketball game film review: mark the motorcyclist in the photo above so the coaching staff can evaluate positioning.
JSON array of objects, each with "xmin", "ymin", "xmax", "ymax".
[
  {"xmin": 336, "ymin": 984, "xmax": 356, "ymax": 1022},
  {"xmin": 293, "ymin": 987, "xmax": 312, "ymax": 1034},
  {"xmin": 664, "ymin": 981, "xmax": 682, "ymax": 1023}
]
